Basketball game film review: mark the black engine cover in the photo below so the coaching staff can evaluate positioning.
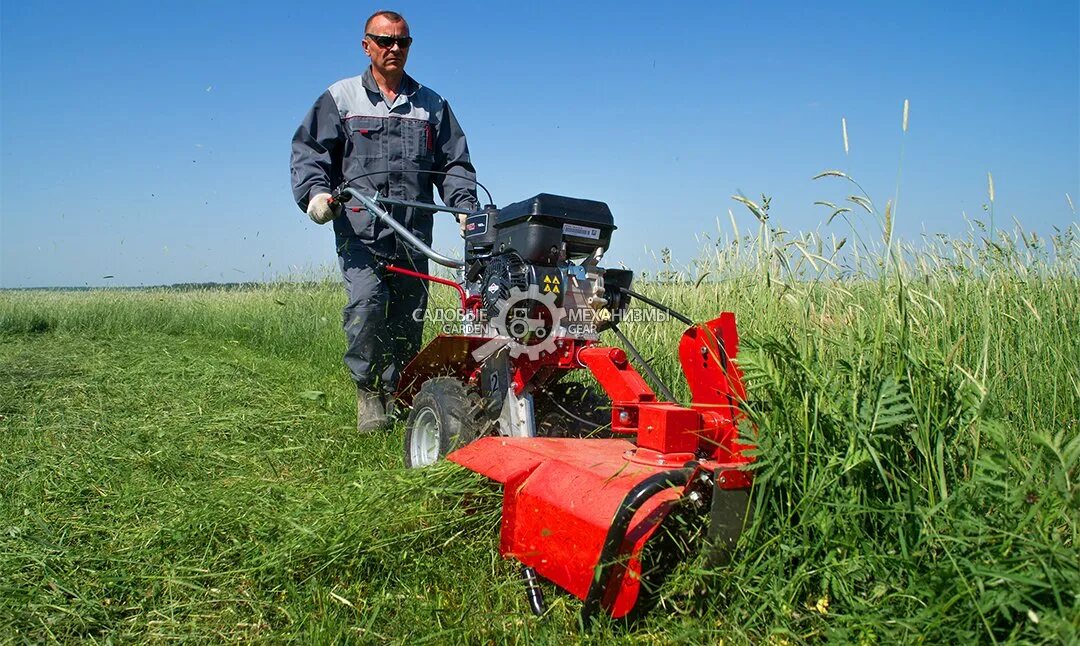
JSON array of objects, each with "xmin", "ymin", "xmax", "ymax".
[{"xmin": 493, "ymin": 194, "xmax": 615, "ymax": 263}]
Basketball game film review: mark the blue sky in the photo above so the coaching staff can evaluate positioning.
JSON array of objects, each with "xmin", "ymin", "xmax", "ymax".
[{"xmin": 1, "ymin": 0, "xmax": 1077, "ymax": 287}]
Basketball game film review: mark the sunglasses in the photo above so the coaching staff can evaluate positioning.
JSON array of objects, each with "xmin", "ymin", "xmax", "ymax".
[{"xmin": 366, "ymin": 33, "xmax": 413, "ymax": 49}]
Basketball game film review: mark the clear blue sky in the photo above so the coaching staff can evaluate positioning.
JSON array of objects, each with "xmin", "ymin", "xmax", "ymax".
[{"xmin": 2, "ymin": 0, "xmax": 1077, "ymax": 287}]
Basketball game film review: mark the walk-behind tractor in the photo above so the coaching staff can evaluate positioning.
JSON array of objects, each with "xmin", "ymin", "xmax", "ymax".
[{"xmin": 331, "ymin": 183, "xmax": 754, "ymax": 625}]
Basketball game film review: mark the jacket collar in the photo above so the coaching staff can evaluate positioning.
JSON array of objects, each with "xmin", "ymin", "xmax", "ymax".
[{"xmin": 361, "ymin": 66, "xmax": 419, "ymax": 102}]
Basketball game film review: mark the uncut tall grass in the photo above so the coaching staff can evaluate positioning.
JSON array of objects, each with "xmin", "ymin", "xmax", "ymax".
[{"xmin": 2, "ymin": 213, "xmax": 1077, "ymax": 641}]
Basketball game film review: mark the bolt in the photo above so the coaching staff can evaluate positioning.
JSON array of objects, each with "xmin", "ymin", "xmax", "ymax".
[{"xmin": 618, "ymin": 410, "xmax": 630, "ymax": 424}]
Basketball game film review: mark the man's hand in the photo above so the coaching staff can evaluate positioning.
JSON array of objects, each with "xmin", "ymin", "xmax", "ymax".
[
  {"xmin": 457, "ymin": 213, "xmax": 468, "ymax": 237},
  {"xmin": 306, "ymin": 193, "xmax": 340, "ymax": 225}
]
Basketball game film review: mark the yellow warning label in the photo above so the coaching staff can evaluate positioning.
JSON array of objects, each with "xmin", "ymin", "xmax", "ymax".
[
  {"xmin": 542, "ymin": 284, "xmax": 550, "ymax": 292},
  {"xmin": 543, "ymin": 284, "xmax": 560, "ymax": 294},
  {"xmin": 543, "ymin": 275, "xmax": 551, "ymax": 284},
  {"xmin": 552, "ymin": 276, "xmax": 560, "ymax": 285},
  {"xmin": 552, "ymin": 286, "xmax": 560, "ymax": 293}
]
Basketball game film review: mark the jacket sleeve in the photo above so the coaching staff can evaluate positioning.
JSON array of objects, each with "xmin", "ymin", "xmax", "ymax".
[
  {"xmin": 433, "ymin": 100, "xmax": 479, "ymax": 210},
  {"xmin": 290, "ymin": 90, "xmax": 344, "ymax": 212}
]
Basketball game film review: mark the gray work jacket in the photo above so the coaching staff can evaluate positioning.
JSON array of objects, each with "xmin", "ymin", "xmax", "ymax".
[{"xmin": 290, "ymin": 67, "xmax": 477, "ymax": 258}]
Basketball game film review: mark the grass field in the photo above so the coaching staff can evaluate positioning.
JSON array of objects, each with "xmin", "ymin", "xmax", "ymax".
[{"xmin": 2, "ymin": 215, "xmax": 1078, "ymax": 642}]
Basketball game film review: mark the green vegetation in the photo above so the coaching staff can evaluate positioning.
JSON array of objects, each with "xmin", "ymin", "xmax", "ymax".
[{"xmin": 2, "ymin": 212, "xmax": 1077, "ymax": 642}]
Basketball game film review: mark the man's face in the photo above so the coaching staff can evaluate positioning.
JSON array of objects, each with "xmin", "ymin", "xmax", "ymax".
[{"xmin": 362, "ymin": 16, "xmax": 410, "ymax": 76}]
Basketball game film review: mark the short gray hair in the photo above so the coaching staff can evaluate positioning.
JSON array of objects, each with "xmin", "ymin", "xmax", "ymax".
[{"xmin": 364, "ymin": 10, "xmax": 407, "ymax": 33}]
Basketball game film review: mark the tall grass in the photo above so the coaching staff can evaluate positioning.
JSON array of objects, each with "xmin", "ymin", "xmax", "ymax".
[{"xmin": 618, "ymin": 191, "xmax": 1079, "ymax": 642}]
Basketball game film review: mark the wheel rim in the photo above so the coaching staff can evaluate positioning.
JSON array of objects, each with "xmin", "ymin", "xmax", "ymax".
[{"xmin": 410, "ymin": 407, "xmax": 441, "ymax": 467}]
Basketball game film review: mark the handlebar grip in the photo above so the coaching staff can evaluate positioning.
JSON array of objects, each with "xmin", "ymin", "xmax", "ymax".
[{"xmin": 329, "ymin": 187, "xmax": 353, "ymax": 205}]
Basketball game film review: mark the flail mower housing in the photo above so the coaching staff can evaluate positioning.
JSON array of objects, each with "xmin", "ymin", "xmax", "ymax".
[{"xmin": 331, "ymin": 184, "xmax": 754, "ymax": 624}]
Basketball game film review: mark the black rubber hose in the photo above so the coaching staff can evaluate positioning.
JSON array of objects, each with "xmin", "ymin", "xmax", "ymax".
[
  {"xmin": 579, "ymin": 468, "xmax": 693, "ymax": 628},
  {"xmin": 618, "ymin": 287, "xmax": 694, "ymax": 326},
  {"xmin": 617, "ymin": 286, "xmax": 736, "ymax": 406}
]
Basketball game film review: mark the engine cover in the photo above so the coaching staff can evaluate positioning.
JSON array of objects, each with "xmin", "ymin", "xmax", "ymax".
[{"xmin": 493, "ymin": 194, "xmax": 616, "ymax": 263}]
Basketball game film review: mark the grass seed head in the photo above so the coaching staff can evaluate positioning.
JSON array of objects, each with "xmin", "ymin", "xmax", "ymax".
[{"xmin": 884, "ymin": 200, "xmax": 894, "ymax": 244}]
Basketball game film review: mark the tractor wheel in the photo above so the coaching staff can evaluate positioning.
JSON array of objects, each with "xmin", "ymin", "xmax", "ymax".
[
  {"xmin": 405, "ymin": 378, "xmax": 480, "ymax": 468},
  {"xmin": 534, "ymin": 382, "xmax": 612, "ymax": 438}
]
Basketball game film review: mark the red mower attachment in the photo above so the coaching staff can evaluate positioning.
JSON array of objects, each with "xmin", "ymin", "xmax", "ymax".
[{"xmin": 448, "ymin": 314, "xmax": 753, "ymax": 624}]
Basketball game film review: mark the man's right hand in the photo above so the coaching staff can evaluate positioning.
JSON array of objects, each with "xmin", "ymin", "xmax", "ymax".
[{"xmin": 307, "ymin": 193, "xmax": 340, "ymax": 225}]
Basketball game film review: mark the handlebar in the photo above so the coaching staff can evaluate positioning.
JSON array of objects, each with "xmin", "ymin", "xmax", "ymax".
[
  {"xmin": 331, "ymin": 187, "xmax": 467, "ymax": 269},
  {"xmin": 367, "ymin": 195, "xmax": 477, "ymax": 216}
]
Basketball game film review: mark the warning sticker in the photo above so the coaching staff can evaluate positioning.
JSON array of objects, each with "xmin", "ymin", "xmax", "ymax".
[
  {"xmin": 542, "ymin": 274, "xmax": 562, "ymax": 293},
  {"xmin": 562, "ymin": 223, "xmax": 601, "ymax": 240}
]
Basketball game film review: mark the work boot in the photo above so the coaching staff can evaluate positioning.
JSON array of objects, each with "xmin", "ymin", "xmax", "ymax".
[
  {"xmin": 357, "ymin": 387, "xmax": 389, "ymax": 434},
  {"xmin": 380, "ymin": 391, "xmax": 399, "ymax": 420}
]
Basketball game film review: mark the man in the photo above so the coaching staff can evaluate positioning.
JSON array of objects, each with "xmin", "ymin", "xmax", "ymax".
[{"xmin": 290, "ymin": 10, "xmax": 478, "ymax": 433}]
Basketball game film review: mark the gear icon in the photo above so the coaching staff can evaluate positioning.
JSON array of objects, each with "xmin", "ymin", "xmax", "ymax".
[{"xmin": 472, "ymin": 284, "xmax": 566, "ymax": 361}]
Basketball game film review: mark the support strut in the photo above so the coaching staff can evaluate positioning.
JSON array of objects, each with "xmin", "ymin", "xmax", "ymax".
[{"xmin": 609, "ymin": 325, "xmax": 678, "ymax": 403}]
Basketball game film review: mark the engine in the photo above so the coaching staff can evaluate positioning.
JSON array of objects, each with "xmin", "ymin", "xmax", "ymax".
[{"xmin": 462, "ymin": 194, "xmax": 633, "ymax": 343}]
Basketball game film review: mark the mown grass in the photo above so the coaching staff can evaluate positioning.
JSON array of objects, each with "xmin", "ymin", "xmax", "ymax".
[
  {"xmin": 0, "ymin": 330, "xmax": 531, "ymax": 641},
  {"xmin": 2, "ymin": 214, "xmax": 1078, "ymax": 642}
]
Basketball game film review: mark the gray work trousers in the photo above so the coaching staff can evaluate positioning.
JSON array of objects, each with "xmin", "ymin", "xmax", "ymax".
[{"xmin": 338, "ymin": 243, "xmax": 427, "ymax": 392}]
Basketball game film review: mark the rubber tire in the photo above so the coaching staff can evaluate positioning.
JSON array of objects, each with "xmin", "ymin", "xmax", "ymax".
[
  {"xmin": 534, "ymin": 381, "xmax": 612, "ymax": 438},
  {"xmin": 404, "ymin": 378, "xmax": 479, "ymax": 468}
]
